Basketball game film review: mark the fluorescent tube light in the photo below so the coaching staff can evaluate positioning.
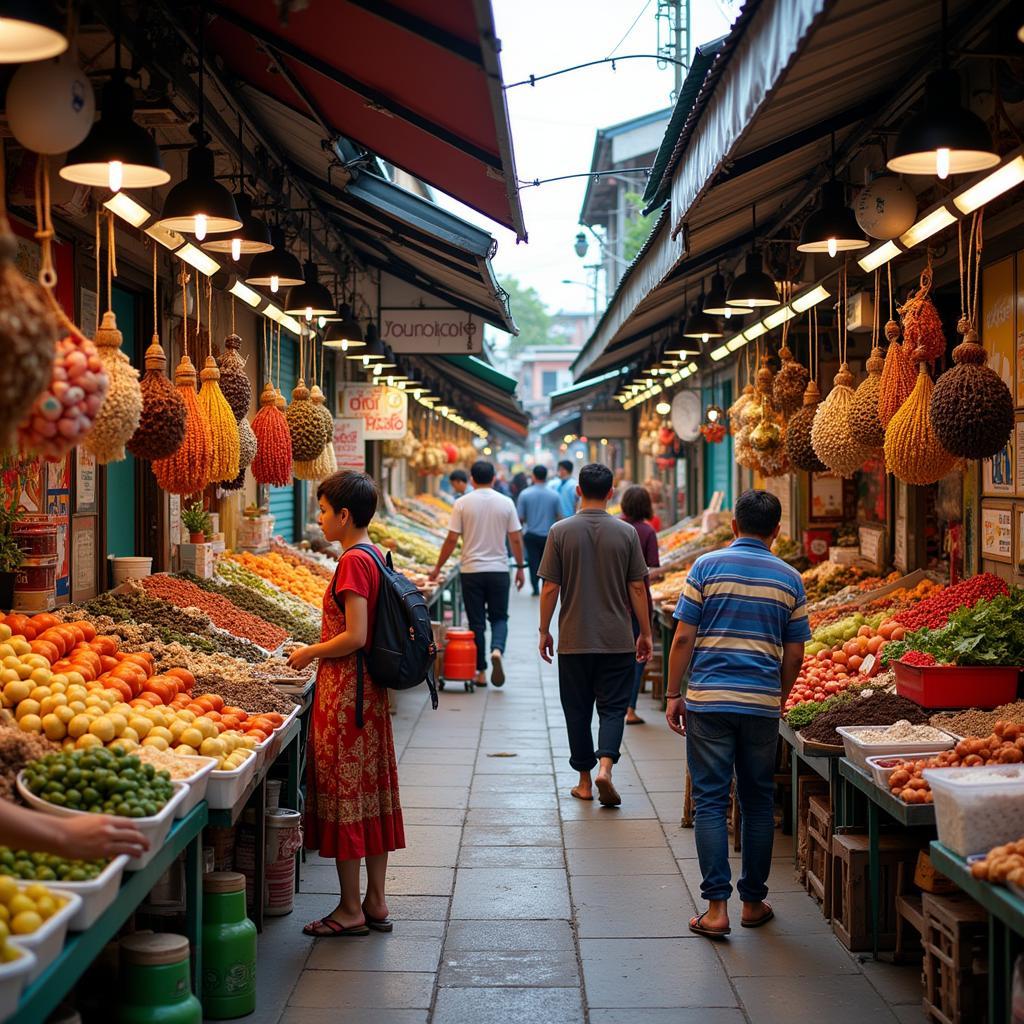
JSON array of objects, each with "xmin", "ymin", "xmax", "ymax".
[
  {"xmin": 175, "ymin": 243, "xmax": 221, "ymax": 277},
  {"xmin": 710, "ymin": 344, "xmax": 730, "ymax": 361},
  {"xmin": 229, "ymin": 280, "xmax": 261, "ymax": 307},
  {"xmin": 953, "ymin": 155, "xmax": 1024, "ymax": 214},
  {"xmin": 899, "ymin": 207, "xmax": 956, "ymax": 248},
  {"xmin": 104, "ymin": 192, "xmax": 151, "ymax": 228},
  {"xmin": 763, "ymin": 305, "xmax": 796, "ymax": 330},
  {"xmin": 727, "ymin": 335, "xmax": 747, "ymax": 352},
  {"xmin": 743, "ymin": 322, "xmax": 767, "ymax": 342}
]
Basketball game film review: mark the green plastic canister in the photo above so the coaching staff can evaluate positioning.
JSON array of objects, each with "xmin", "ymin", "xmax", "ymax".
[
  {"xmin": 202, "ymin": 871, "xmax": 257, "ymax": 1018},
  {"xmin": 116, "ymin": 933, "xmax": 202, "ymax": 1024}
]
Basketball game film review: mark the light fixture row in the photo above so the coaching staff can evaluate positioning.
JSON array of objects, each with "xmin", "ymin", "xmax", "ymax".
[{"xmin": 619, "ymin": 362, "xmax": 698, "ymax": 410}]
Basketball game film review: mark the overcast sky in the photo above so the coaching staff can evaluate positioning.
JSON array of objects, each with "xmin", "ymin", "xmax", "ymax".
[{"xmin": 435, "ymin": 0, "xmax": 737, "ymax": 337}]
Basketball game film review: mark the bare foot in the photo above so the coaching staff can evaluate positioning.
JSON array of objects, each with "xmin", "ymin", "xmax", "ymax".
[
  {"xmin": 594, "ymin": 773, "xmax": 621, "ymax": 807},
  {"xmin": 740, "ymin": 900, "xmax": 774, "ymax": 927},
  {"xmin": 570, "ymin": 785, "xmax": 593, "ymax": 800}
]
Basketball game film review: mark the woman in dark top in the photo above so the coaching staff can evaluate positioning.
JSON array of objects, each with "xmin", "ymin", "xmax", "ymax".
[{"xmin": 620, "ymin": 485, "xmax": 660, "ymax": 724}]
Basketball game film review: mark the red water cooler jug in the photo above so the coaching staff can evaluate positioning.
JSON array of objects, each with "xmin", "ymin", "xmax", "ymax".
[{"xmin": 441, "ymin": 629, "xmax": 477, "ymax": 693}]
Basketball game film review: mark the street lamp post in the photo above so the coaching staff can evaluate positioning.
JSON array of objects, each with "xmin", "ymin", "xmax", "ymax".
[{"xmin": 561, "ymin": 275, "xmax": 600, "ymax": 318}]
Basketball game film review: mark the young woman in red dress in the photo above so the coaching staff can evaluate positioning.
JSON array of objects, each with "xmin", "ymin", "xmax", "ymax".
[{"xmin": 287, "ymin": 471, "xmax": 405, "ymax": 937}]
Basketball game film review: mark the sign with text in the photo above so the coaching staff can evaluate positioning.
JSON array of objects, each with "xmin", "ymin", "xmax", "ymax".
[
  {"xmin": 339, "ymin": 385, "xmax": 407, "ymax": 440},
  {"xmin": 581, "ymin": 411, "xmax": 632, "ymax": 438},
  {"xmin": 380, "ymin": 308, "xmax": 482, "ymax": 354},
  {"xmin": 333, "ymin": 417, "xmax": 366, "ymax": 470}
]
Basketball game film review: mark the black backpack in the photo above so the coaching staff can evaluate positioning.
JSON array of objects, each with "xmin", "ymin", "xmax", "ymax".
[{"xmin": 333, "ymin": 543, "xmax": 438, "ymax": 727}]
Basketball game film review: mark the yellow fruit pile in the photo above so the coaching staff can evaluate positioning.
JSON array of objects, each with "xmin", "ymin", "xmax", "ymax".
[
  {"xmin": 0, "ymin": 876, "xmax": 66, "ymax": 937},
  {"xmin": 226, "ymin": 551, "xmax": 326, "ymax": 605}
]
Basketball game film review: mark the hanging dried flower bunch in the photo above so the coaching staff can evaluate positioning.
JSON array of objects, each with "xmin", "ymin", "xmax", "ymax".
[
  {"xmin": 898, "ymin": 260, "xmax": 946, "ymax": 363},
  {"xmin": 127, "ymin": 335, "xmax": 187, "ymax": 461},
  {"xmin": 287, "ymin": 380, "xmax": 324, "ymax": 463},
  {"xmin": 309, "ymin": 384, "xmax": 335, "ymax": 449},
  {"xmin": 786, "ymin": 381, "xmax": 827, "ymax": 472},
  {"xmin": 217, "ymin": 331, "xmax": 251, "ymax": 420},
  {"xmin": 847, "ymin": 271, "xmax": 886, "ymax": 451},
  {"xmin": 930, "ymin": 213, "xmax": 1014, "ymax": 461},
  {"xmin": 728, "ymin": 383, "xmax": 755, "ymax": 435},
  {"xmin": 755, "ymin": 353, "xmax": 775, "ymax": 399},
  {"xmin": 153, "ymin": 353, "xmax": 213, "ymax": 496},
  {"xmin": 221, "ymin": 417, "xmax": 257, "ymax": 492},
  {"xmin": 878, "ymin": 265, "xmax": 916, "ymax": 427},
  {"xmin": 750, "ymin": 397, "xmax": 782, "ymax": 452},
  {"xmin": 884, "ymin": 363, "xmax": 956, "ymax": 484},
  {"xmin": 198, "ymin": 356, "xmax": 240, "ymax": 483},
  {"xmin": 0, "ymin": 155, "xmax": 61, "ymax": 450},
  {"xmin": 85, "ymin": 309, "xmax": 142, "ymax": 464},
  {"xmin": 252, "ymin": 382, "xmax": 292, "ymax": 487},
  {"xmin": 772, "ymin": 344, "xmax": 809, "ymax": 418}
]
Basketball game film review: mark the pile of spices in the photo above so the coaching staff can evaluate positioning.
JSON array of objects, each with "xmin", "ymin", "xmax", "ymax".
[
  {"xmin": 931, "ymin": 701, "xmax": 1024, "ymax": 739},
  {"xmin": 799, "ymin": 691, "xmax": 929, "ymax": 746},
  {"xmin": 0, "ymin": 727, "xmax": 59, "ymax": 801}
]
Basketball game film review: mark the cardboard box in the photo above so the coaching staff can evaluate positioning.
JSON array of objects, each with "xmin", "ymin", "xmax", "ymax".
[
  {"xmin": 178, "ymin": 543, "xmax": 214, "ymax": 578},
  {"xmin": 828, "ymin": 545, "xmax": 864, "ymax": 566},
  {"xmin": 237, "ymin": 515, "xmax": 274, "ymax": 553},
  {"xmin": 914, "ymin": 850, "xmax": 957, "ymax": 894}
]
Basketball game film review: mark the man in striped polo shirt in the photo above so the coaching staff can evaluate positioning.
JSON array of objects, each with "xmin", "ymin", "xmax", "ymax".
[{"xmin": 665, "ymin": 490, "xmax": 809, "ymax": 939}]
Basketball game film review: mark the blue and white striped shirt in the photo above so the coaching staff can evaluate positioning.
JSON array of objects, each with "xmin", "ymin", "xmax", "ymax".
[{"xmin": 674, "ymin": 537, "xmax": 811, "ymax": 717}]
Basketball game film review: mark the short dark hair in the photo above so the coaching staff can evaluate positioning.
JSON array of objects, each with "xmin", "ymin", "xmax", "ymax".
[
  {"xmin": 620, "ymin": 485, "xmax": 653, "ymax": 522},
  {"xmin": 558, "ymin": 459, "xmax": 573, "ymax": 474},
  {"xmin": 317, "ymin": 471, "xmax": 378, "ymax": 527},
  {"xmin": 532, "ymin": 465, "xmax": 548, "ymax": 482},
  {"xmin": 470, "ymin": 460, "xmax": 495, "ymax": 485},
  {"xmin": 735, "ymin": 489, "xmax": 782, "ymax": 538},
  {"xmin": 579, "ymin": 462, "xmax": 613, "ymax": 499},
  {"xmin": 449, "ymin": 469, "xmax": 468, "ymax": 484}
]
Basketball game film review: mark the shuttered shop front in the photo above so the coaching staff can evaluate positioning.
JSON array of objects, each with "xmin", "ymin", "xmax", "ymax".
[{"xmin": 269, "ymin": 333, "xmax": 302, "ymax": 543}]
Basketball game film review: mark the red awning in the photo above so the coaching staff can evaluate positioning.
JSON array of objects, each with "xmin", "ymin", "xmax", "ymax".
[{"xmin": 206, "ymin": 0, "xmax": 526, "ymax": 240}]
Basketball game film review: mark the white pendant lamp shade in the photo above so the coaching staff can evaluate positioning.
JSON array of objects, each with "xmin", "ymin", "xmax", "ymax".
[
  {"xmin": 60, "ymin": 74, "xmax": 168, "ymax": 190},
  {"xmin": 0, "ymin": 1, "xmax": 66, "ymax": 62},
  {"xmin": 157, "ymin": 137, "xmax": 241, "ymax": 238},
  {"xmin": 6, "ymin": 48, "xmax": 94, "ymax": 155}
]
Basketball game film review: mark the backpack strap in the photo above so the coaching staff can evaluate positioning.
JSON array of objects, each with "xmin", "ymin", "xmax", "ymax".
[
  {"xmin": 335, "ymin": 544, "xmax": 385, "ymax": 730},
  {"xmin": 355, "ymin": 651, "xmax": 365, "ymax": 730}
]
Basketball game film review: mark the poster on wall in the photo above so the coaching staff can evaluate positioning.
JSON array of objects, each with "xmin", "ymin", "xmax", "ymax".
[
  {"xmin": 808, "ymin": 473, "xmax": 844, "ymax": 521},
  {"xmin": 856, "ymin": 456, "xmax": 887, "ymax": 523},
  {"xmin": 333, "ymin": 417, "xmax": 366, "ymax": 470},
  {"xmin": 46, "ymin": 462, "xmax": 70, "ymax": 601},
  {"xmin": 1017, "ymin": 506, "xmax": 1024, "ymax": 573},
  {"xmin": 983, "ymin": 256, "xmax": 1015, "ymax": 392},
  {"xmin": 1017, "ymin": 251, "xmax": 1024, "ymax": 406},
  {"xmin": 984, "ymin": 423, "xmax": 1015, "ymax": 495},
  {"xmin": 71, "ymin": 516, "xmax": 97, "ymax": 603},
  {"xmin": 1017, "ymin": 417, "xmax": 1024, "ymax": 498},
  {"xmin": 981, "ymin": 502, "xmax": 1012, "ymax": 563},
  {"xmin": 338, "ymin": 385, "xmax": 407, "ymax": 440},
  {"xmin": 963, "ymin": 463, "xmax": 980, "ymax": 578},
  {"xmin": 74, "ymin": 448, "xmax": 96, "ymax": 513}
]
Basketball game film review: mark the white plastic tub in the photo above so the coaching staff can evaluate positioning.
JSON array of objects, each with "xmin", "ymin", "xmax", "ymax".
[
  {"xmin": 837, "ymin": 724, "xmax": 956, "ymax": 772},
  {"xmin": 169, "ymin": 756, "xmax": 217, "ymax": 819},
  {"xmin": 16, "ymin": 777, "xmax": 188, "ymax": 872},
  {"xmin": 13, "ymin": 887, "xmax": 81, "ymax": 982},
  {"xmin": 206, "ymin": 753, "xmax": 257, "ymax": 811},
  {"xmin": 46, "ymin": 855, "xmax": 129, "ymax": 931},
  {"xmin": 864, "ymin": 752, "xmax": 951, "ymax": 790},
  {"xmin": 110, "ymin": 556, "xmax": 153, "ymax": 585},
  {"xmin": 0, "ymin": 943, "xmax": 35, "ymax": 1021},
  {"xmin": 252, "ymin": 704, "xmax": 300, "ymax": 771},
  {"xmin": 924, "ymin": 765, "xmax": 1024, "ymax": 857}
]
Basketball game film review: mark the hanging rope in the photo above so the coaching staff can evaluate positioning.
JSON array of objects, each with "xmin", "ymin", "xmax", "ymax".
[
  {"xmin": 105, "ymin": 211, "xmax": 117, "ymax": 312},
  {"xmin": 32, "ymin": 157, "xmax": 56, "ymax": 290},
  {"xmin": 152, "ymin": 244, "xmax": 158, "ymax": 336},
  {"xmin": 206, "ymin": 276, "xmax": 213, "ymax": 355}
]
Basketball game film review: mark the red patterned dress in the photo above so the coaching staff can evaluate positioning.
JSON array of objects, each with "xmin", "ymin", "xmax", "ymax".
[{"xmin": 304, "ymin": 546, "xmax": 405, "ymax": 860}]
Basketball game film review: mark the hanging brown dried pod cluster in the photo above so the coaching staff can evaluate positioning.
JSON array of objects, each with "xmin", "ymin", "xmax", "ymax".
[
  {"xmin": 772, "ymin": 345, "xmax": 809, "ymax": 418},
  {"xmin": 750, "ymin": 398, "xmax": 782, "ymax": 453},
  {"xmin": 127, "ymin": 336, "xmax": 187, "ymax": 460},
  {"xmin": 898, "ymin": 263, "xmax": 946, "ymax": 363},
  {"xmin": 251, "ymin": 382, "xmax": 292, "ymax": 487},
  {"xmin": 755, "ymin": 355, "xmax": 775, "ymax": 398},
  {"xmin": 84, "ymin": 310, "xmax": 142, "ymax": 464},
  {"xmin": 884, "ymin": 363, "xmax": 956, "ymax": 484},
  {"xmin": 786, "ymin": 381, "xmax": 827, "ymax": 472},
  {"xmin": 221, "ymin": 417, "xmax": 257, "ymax": 491},
  {"xmin": 756, "ymin": 446, "xmax": 791, "ymax": 478},
  {"xmin": 727, "ymin": 383, "xmax": 755, "ymax": 435},
  {"xmin": 811, "ymin": 365, "xmax": 873, "ymax": 478},
  {"xmin": 848, "ymin": 346, "xmax": 886, "ymax": 451},
  {"xmin": 153, "ymin": 354, "xmax": 213, "ymax": 496},
  {"xmin": 217, "ymin": 333, "xmax": 252, "ymax": 420},
  {"xmin": 878, "ymin": 322, "xmax": 916, "ymax": 427},
  {"xmin": 287, "ymin": 380, "xmax": 326, "ymax": 462}
]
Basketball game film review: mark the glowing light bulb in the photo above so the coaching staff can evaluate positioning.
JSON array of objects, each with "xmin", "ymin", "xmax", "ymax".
[
  {"xmin": 305, "ymin": 306, "xmax": 313, "ymax": 322},
  {"xmin": 230, "ymin": 237, "xmax": 241, "ymax": 261},
  {"xmin": 724, "ymin": 308, "xmax": 732, "ymax": 319},
  {"xmin": 373, "ymin": 364, "xmax": 382, "ymax": 376},
  {"xmin": 317, "ymin": 316, "xmax": 326, "ymax": 329},
  {"xmin": 936, "ymin": 147, "xmax": 950, "ymax": 180},
  {"xmin": 362, "ymin": 355, "xmax": 369, "ymax": 367},
  {"xmin": 341, "ymin": 339, "xmax": 348, "ymax": 352},
  {"xmin": 108, "ymin": 161, "xmax": 123, "ymax": 193},
  {"xmin": 194, "ymin": 213, "xmax": 208, "ymax": 241},
  {"xmin": 701, "ymin": 333, "xmax": 709, "ymax": 344},
  {"xmin": 270, "ymin": 274, "xmax": 279, "ymax": 293},
  {"xmin": 827, "ymin": 237, "xmax": 838, "ymax": 258}
]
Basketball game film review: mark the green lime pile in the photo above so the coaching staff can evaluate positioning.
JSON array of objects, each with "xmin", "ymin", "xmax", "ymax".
[
  {"xmin": 0, "ymin": 848, "xmax": 105, "ymax": 882},
  {"xmin": 23, "ymin": 747, "xmax": 174, "ymax": 818}
]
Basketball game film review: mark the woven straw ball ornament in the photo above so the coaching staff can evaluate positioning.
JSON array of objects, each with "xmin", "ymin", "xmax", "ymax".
[
  {"xmin": 127, "ymin": 336, "xmax": 187, "ymax": 461},
  {"xmin": 251, "ymin": 381, "xmax": 293, "ymax": 487},
  {"xmin": 848, "ymin": 346, "xmax": 886, "ymax": 451},
  {"xmin": 197, "ymin": 356, "xmax": 241, "ymax": 483},
  {"xmin": 811, "ymin": 364, "xmax": 874, "ymax": 478},
  {"xmin": 286, "ymin": 380, "xmax": 325, "ymax": 462},
  {"xmin": 883, "ymin": 364, "xmax": 956, "ymax": 485},
  {"xmin": 84, "ymin": 310, "xmax": 142, "ymax": 464},
  {"xmin": 785, "ymin": 380, "xmax": 827, "ymax": 473},
  {"xmin": 772, "ymin": 345, "xmax": 809, "ymax": 418},
  {"xmin": 152, "ymin": 353, "xmax": 213, "ymax": 496},
  {"xmin": 727, "ymin": 383, "xmax": 755, "ymax": 435}
]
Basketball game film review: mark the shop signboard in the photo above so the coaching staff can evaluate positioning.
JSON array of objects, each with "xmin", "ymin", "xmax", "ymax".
[
  {"xmin": 380, "ymin": 308, "xmax": 482, "ymax": 354},
  {"xmin": 71, "ymin": 516, "xmax": 97, "ymax": 603},
  {"xmin": 339, "ymin": 385, "xmax": 407, "ymax": 440},
  {"xmin": 581, "ymin": 411, "xmax": 632, "ymax": 438},
  {"xmin": 1017, "ymin": 250, "xmax": 1024, "ymax": 407},
  {"xmin": 981, "ymin": 501, "xmax": 1012, "ymax": 563},
  {"xmin": 333, "ymin": 417, "xmax": 366, "ymax": 470}
]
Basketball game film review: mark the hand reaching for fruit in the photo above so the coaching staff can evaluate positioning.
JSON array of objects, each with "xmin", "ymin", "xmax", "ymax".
[{"xmin": 0, "ymin": 798, "xmax": 148, "ymax": 861}]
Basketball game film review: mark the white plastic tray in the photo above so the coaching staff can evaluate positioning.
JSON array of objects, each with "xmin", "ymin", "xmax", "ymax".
[
  {"xmin": 45, "ymin": 854, "xmax": 129, "ymax": 931},
  {"xmin": 16, "ymin": 776, "xmax": 188, "ymax": 872},
  {"xmin": 206, "ymin": 753, "xmax": 257, "ymax": 811},
  {"xmin": 837, "ymin": 725, "xmax": 956, "ymax": 772},
  {"xmin": 251, "ymin": 704, "xmax": 301, "ymax": 772},
  {"xmin": 166, "ymin": 756, "xmax": 217, "ymax": 819},
  {"xmin": 865, "ymin": 751, "xmax": 950, "ymax": 790},
  {"xmin": 0, "ymin": 943, "xmax": 35, "ymax": 1021},
  {"xmin": 924, "ymin": 765, "xmax": 1024, "ymax": 858},
  {"xmin": 12, "ymin": 887, "xmax": 81, "ymax": 982}
]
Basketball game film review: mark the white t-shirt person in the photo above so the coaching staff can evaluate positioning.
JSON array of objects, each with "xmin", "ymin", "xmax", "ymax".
[{"xmin": 448, "ymin": 488, "xmax": 522, "ymax": 573}]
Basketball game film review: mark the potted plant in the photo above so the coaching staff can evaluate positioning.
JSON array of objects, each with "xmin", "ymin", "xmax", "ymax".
[
  {"xmin": 0, "ymin": 504, "xmax": 22, "ymax": 609},
  {"xmin": 182, "ymin": 502, "xmax": 212, "ymax": 544}
]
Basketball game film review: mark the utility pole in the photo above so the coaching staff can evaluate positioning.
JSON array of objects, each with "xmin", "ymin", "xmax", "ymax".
[{"xmin": 656, "ymin": 0, "xmax": 690, "ymax": 100}]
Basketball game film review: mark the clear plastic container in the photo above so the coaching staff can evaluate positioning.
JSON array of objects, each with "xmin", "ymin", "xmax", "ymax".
[
  {"xmin": 836, "ymin": 724, "xmax": 956, "ymax": 771},
  {"xmin": 864, "ymin": 751, "xmax": 951, "ymax": 789},
  {"xmin": 924, "ymin": 765, "xmax": 1024, "ymax": 857},
  {"xmin": 47, "ymin": 855, "xmax": 128, "ymax": 931}
]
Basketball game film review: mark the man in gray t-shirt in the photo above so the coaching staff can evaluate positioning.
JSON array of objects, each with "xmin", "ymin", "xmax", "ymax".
[{"xmin": 538, "ymin": 463, "xmax": 652, "ymax": 807}]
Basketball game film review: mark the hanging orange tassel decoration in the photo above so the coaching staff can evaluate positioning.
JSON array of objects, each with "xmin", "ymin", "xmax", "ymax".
[
  {"xmin": 251, "ymin": 381, "xmax": 292, "ymax": 486},
  {"xmin": 153, "ymin": 353, "xmax": 213, "ymax": 495}
]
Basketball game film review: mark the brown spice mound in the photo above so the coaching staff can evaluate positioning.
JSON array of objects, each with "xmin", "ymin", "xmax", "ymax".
[
  {"xmin": 0, "ymin": 726, "xmax": 59, "ymax": 801},
  {"xmin": 800, "ymin": 692, "xmax": 929, "ymax": 746},
  {"xmin": 930, "ymin": 701, "xmax": 1024, "ymax": 739}
]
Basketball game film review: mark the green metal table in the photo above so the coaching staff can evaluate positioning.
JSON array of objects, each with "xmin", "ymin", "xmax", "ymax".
[
  {"xmin": 428, "ymin": 569, "xmax": 463, "ymax": 629},
  {"xmin": 929, "ymin": 842, "xmax": 1024, "ymax": 1023},
  {"xmin": 10, "ymin": 803, "xmax": 208, "ymax": 1024},
  {"xmin": 838, "ymin": 758, "xmax": 936, "ymax": 959},
  {"xmin": 657, "ymin": 608, "xmax": 676, "ymax": 701}
]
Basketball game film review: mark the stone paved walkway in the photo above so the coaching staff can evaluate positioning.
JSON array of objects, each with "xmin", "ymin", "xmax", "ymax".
[{"xmin": 249, "ymin": 587, "xmax": 927, "ymax": 1024}]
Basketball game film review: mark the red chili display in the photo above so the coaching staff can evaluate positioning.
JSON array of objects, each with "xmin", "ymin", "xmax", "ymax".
[
  {"xmin": 898, "ymin": 650, "xmax": 937, "ymax": 667},
  {"xmin": 891, "ymin": 573, "xmax": 1008, "ymax": 633}
]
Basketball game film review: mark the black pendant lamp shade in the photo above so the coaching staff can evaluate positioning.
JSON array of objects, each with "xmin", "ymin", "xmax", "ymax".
[
  {"xmin": 682, "ymin": 301, "xmax": 723, "ymax": 341},
  {"xmin": 0, "ymin": 0, "xmax": 66, "ymax": 62},
  {"xmin": 703, "ymin": 271, "xmax": 744, "ymax": 317},
  {"xmin": 346, "ymin": 322, "xmax": 385, "ymax": 362},
  {"xmin": 284, "ymin": 261, "xmax": 335, "ymax": 318},
  {"xmin": 726, "ymin": 251, "xmax": 779, "ymax": 308},
  {"xmin": 60, "ymin": 73, "xmax": 169, "ymax": 190},
  {"xmin": 887, "ymin": 69, "xmax": 999, "ymax": 179},
  {"xmin": 201, "ymin": 193, "xmax": 272, "ymax": 256},
  {"xmin": 244, "ymin": 225, "xmax": 305, "ymax": 292},
  {"xmin": 797, "ymin": 180, "xmax": 867, "ymax": 255},
  {"xmin": 157, "ymin": 135, "xmax": 241, "ymax": 239},
  {"xmin": 322, "ymin": 303, "xmax": 366, "ymax": 349}
]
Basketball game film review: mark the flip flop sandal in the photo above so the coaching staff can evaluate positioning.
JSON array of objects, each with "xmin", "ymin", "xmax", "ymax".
[
  {"xmin": 303, "ymin": 917, "xmax": 369, "ymax": 938},
  {"xmin": 570, "ymin": 787, "xmax": 594, "ymax": 801},
  {"xmin": 595, "ymin": 777, "xmax": 622, "ymax": 807},
  {"xmin": 363, "ymin": 910, "xmax": 394, "ymax": 933},
  {"xmin": 689, "ymin": 911, "xmax": 731, "ymax": 940},
  {"xmin": 741, "ymin": 904, "xmax": 774, "ymax": 928},
  {"xmin": 625, "ymin": 717, "xmax": 645, "ymax": 725}
]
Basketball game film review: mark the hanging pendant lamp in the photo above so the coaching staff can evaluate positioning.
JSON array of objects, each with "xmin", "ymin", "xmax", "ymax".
[
  {"xmin": 245, "ymin": 224, "xmax": 304, "ymax": 292},
  {"xmin": 703, "ymin": 270, "xmax": 743, "ymax": 319},
  {"xmin": 0, "ymin": 1, "xmax": 66, "ymax": 62},
  {"xmin": 798, "ymin": 180, "xmax": 867, "ymax": 256},
  {"xmin": 323, "ymin": 304, "xmax": 366, "ymax": 349},
  {"xmin": 345, "ymin": 322, "xmax": 385, "ymax": 364},
  {"xmin": 202, "ymin": 120, "xmax": 272, "ymax": 258},
  {"xmin": 683, "ymin": 298, "xmax": 723, "ymax": 342},
  {"xmin": 727, "ymin": 205, "xmax": 780, "ymax": 308},
  {"xmin": 284, "ymin": 212, "xmax": 334, "ymax": 319}
]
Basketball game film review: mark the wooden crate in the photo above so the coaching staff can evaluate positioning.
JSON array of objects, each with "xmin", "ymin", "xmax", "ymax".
[
  {"xmin": 796, "ymin": 775, "xmax": 829, "ymax": 881},
  {"xmin": 830, "ymin": 832, "xmax": 922, "ymax": 952},
  {"xmin": 921, "ymin": 892, "xmax": 988, "ymax": 1024},
  {"xmin": 805, "ymin": 794, "xmax": 832, "ymax": 918}
]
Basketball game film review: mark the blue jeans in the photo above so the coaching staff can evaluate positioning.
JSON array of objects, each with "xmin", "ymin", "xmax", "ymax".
[
  {"xmin": 686, "ymin": 711, "xmax": 779, "ymax": 903},
  {"xmin": 461, "ymin": 571, "xmax": 510, "ymax": 671}
]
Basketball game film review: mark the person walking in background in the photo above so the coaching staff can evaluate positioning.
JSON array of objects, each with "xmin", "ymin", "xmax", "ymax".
[
  {"xmin": 448, "ymin": 469, "xmax": 470, "ymax": 496},
  {"xmin": 430, "ymin": 461, "xmax": 525, "ymax": 687},
  {"xmin": 553, "ymin": 459, "xmax": 579, "ymax": 518},
  {"xmin": 517, "ymin": 465, "xmax": 562, "ymax": 596},
  {"xmin": 510, "ymin": 471, "xmax": 530, "ymax": 503},
  {"xmin": 665, "ymin": 490, "xmax": 809, "ymax": 939},
  {"xmin": 287, "ymin": 471, "xmax": 404, "ymax": 938},
  {"xmin": 538, "ymin": 463, "xmax": 652, "ymax": 807},
  {"xmin": 619, "ymin": 485, "xmax": 660, "ymax": 724}
]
